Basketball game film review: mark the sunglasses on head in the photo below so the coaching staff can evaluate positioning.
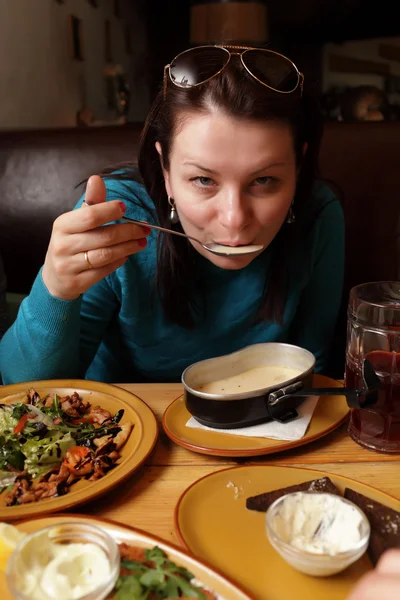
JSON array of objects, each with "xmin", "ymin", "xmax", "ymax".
[{"xmin": 164, "ymin": 45, "xmax": 304, "ymax": 98}]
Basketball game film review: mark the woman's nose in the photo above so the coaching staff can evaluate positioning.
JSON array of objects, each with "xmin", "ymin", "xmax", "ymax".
[{"xmin": 217, "ymin": 190, "xmax": 249, "ymax": 233}]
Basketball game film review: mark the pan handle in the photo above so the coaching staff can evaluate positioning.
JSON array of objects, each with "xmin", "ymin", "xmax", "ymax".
[
  {"xmin": 266, "ymin": 358, "xmax": 381, "ymax": 422},
  {"xmin": 268, "ymin": 385, "xmax": 377, "ymax": 409}
]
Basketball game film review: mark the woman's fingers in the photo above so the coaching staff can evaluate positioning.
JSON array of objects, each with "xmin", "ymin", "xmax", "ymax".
[
  {"xmin": 63, "ymin": 222, "xmax": 151, "ymax": 254},
  {"xmin": 78, "ymin": 256, "xmax": 129, "ymax": 284},
  {"xmin": 376, "ymin": 549, "xmax": 400, "ymax": 575},
  {"xmin": 84, "ymin": 175, "xmax": 107, "ymax": 206},
  {"xmin": 74, "ymin": 237, "xmax": 147, "ymax": 273},
  {"xmin": 347, "ymin": 572, "xmax": 400, "ymax": 600},
  {"xmin": 42, "ymin": 175, "xmax": 151, "ymax": 300},
  {"xmin": 347, "ymin": 551, "xmax": 400, "ymax": 600},
  {"xmin": 55, "ymin": 198, "xmax": 127, "ymax": 234}
]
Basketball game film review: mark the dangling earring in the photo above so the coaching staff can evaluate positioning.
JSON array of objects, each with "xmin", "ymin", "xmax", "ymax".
[
  {"xmin": 168, "ymin": 196, "xmax": 180, "ymax": 224},
  {"xmin": 286, "ymin": 204, "xmax": 295, "ymax": 224}
]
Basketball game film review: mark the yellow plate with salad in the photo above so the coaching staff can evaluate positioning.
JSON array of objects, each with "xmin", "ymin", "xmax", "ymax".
[
  {"xmin": 0, "ymin": 379, "xmax": 158, "ymax": 521},
  {"xmin": 0, "ymin": 514, "xmax": 252, "ymax": 600}
]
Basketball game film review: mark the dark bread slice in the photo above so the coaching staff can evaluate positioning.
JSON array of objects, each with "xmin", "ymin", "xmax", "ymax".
[
  {"xmin": 246, "ymin": 477, "xmax": 340, "ymax": 512},
  {"xmin": 344, "ymin": 488, "xmax": 400, "ymax": 566}
]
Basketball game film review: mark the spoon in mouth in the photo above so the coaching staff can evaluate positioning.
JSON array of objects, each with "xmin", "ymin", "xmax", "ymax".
[
  {"xmin": 83, "ymin": 200, "xmax": 264, "ymax": 256},
  {"xmin": 122, "ymin": 216, "xmax": 264, "ymax": 257}
]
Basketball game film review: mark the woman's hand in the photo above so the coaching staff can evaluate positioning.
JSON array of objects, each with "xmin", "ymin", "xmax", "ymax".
[
  {"xmin": 42, "ymin": 175, "xmax": 150, "ymax": 300},
  {"xmin": 347, "ymin": 550, "xmax": 400, "ymax": 599}
]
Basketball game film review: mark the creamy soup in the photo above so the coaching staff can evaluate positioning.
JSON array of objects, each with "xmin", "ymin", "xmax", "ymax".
[{"xmin": 197, "ymin": 365, "xmax": 303, "ymax": 394}]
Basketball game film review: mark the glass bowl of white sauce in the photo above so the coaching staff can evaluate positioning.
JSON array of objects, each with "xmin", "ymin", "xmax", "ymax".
[
  {"xmin": 265, "ymin": 492, "xmax": 370, "ymax": 577},
  {"xmin": 6, "ymin": 521, "xmax": 120, "ymax": 600}
]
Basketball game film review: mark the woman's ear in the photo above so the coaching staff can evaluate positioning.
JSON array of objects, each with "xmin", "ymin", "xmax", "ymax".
[
  {"xmin": 155, "ymin": 141, "xmax": 172, "ymax": 197},
  {"xmin": 155, "ymin": 141, "xmax": 163, "ymax": 160}
]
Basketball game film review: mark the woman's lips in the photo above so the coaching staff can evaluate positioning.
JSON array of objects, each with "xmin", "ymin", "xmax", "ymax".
[{"xmin": 213, "ymin": 240, "xmax": 256, "ymax": 247}]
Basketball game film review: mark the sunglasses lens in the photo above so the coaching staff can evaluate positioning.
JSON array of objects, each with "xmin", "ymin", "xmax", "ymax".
[
  {"xmin": 170, "ymin": 47, "xmax": 229, "ymax": 88},
  {"xmin": 243, "ymin": 50, "xmax": 299, "ymax": 93}
]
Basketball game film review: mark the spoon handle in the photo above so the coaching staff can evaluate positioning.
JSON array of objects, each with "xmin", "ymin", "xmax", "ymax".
[
  {"xmin": 82, "ymin": 200, "xmax": 203, "ymax": 247},
  {"xmin": 121, "ymin": 216, "xmax": 200, "ymax": 244}
]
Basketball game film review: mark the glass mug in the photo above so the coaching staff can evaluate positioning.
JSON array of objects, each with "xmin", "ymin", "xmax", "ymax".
[{"xmin": 346, "ymin": 281, "xmax": 400, "ymax": 453}]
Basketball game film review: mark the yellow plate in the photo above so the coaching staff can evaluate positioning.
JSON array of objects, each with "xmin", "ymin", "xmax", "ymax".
[
  {"xmin": 175, "ymin": 465, "xmax": 400, "ymax": 600},
  {"xmin": 0, "ymin": 514, "xmax": 253, "ymax": 600},
  {"xmin": 163, "ymin": 374, "xmax": 349, "ymax": 457},
  {"xmin": 0, "ymin": 379, "xmax": 158, "ymax": 521}
]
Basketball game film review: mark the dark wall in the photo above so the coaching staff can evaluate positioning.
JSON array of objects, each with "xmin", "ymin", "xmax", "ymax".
[{"xmin": 144, "ymin": 0, "xmax": 191, "ymax": 99}]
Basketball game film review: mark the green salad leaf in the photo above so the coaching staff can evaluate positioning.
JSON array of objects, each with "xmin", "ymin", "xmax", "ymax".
[
  {"xmin": 0, "ymin": 435, "xmax": 25, "ymax": 471},
  {"xmin": 0, "ymin": 405, "xmax": 18, "ymax": 435},
  {"xmin": 23, "ymin": 432, "xmax": 75, "ymax": 477}
]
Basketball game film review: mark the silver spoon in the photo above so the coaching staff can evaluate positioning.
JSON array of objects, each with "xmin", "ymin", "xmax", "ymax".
[
  {"xmin": 121, "ymin": 216, "xmax": 264, "ymax": 257},
  {"xmin": 83, "ymin": 200, "xmax": 264, "ymax": 256}
]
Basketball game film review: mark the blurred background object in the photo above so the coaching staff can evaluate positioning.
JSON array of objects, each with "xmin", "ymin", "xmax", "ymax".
[
  {"xmin": 0, "ymin": 0, "xmax": 148, "ymax": 130},
  {"xmin": 1, "ymin": 0, "xmax": 399, "ymax": 129},
  {"xmin": 321, "ymin": 35, "xmax": 400, "ymax": 121},
  {"xmin": 338, "ymin": 85, "xmax": 388, "ymax": 122},
  {"xmin": 190, "ymin": 0, "xmax": 268, "ymax": 46}
]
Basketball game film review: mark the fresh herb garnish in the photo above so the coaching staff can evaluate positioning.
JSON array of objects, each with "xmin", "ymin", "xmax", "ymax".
[
  {"xmin": 114, "ymin": 546, "xmax": 206, "ymax": 600},
  {"xmin": 114, "ymin": 576, "xmax": 145, "ymax": 599}
]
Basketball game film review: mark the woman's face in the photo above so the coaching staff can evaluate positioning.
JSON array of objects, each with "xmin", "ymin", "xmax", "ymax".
[{"xmin": 158, "ymin": 111, "xmax": 298, "ymax": 269}]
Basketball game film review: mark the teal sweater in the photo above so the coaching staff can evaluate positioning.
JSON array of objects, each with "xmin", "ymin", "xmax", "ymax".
[{"xmin": 0, "ymin": 178, "xmax": 344, "ymax": 384}]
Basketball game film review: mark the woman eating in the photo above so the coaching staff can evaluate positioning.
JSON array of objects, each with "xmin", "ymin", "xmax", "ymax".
[{"xmin": 0, "ymin": 46, "xmax": 344, "ymax": 384}]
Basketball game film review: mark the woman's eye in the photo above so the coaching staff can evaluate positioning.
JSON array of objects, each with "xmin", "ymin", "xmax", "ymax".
[
  {"xmin": 254, "ymin": 176, "xmax": 274, "ymax": 185},
  {"xmin": 190, "ymin": 176, "xmax": 214, "ymax": 187}
]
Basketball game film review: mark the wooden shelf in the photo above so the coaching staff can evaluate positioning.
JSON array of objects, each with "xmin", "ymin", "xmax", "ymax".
[
  {"xmin": 329, "ymin": 53, "xmax": 390, "ymax": 76},
  {"xmin": 379, "ymin": 43, "xmax": 400, "ymax": 64}
]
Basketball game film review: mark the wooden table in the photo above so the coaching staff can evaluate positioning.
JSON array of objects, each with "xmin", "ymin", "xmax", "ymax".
[{"xmin": 83, "ymin": 383, "xmax": 400, "ymax": 547}]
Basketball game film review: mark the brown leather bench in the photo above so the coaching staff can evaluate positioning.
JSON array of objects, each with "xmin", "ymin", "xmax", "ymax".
[{"xmin": 1, "ymin": 122, "xmax": 399, "ymax": 376}]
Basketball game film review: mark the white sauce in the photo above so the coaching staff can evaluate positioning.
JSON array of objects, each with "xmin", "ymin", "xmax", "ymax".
[
  {"xmin": 272, "ymin": 492, "xmax": 365, "ymax": 555},
  {"xmin": 210, "ymin": 243, "xmax": 264, "ymax": 255},
  {"xmin": 197, "ymin": 365, "xmax": 302, "ymax": 394},
  {"xmin": 17, "ymin": 529, "xmax": 111, "ymax": 600}
]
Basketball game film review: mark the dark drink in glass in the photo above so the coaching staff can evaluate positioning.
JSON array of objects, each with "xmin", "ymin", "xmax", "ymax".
[{"xmin": 346, "ymin": 282, "xmax": 400, "ymax": 453}]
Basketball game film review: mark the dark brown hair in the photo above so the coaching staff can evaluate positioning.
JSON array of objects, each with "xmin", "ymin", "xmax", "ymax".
[{"xmin": 99, "ymin": 56, "xmax": 324, "ymax": 328}]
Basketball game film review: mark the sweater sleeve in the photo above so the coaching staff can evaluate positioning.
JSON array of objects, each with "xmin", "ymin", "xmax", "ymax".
[
  {"xmin": 0, "ymin": 176, "xmax": 142, "ymax": 384},
  {"xmin": 287, "ymin": 196, "xmax": 345, "ymax": 373},
  {"xmin": 0, "ymin": 253, "xmax": 8, "ymax": 340},
  {"xmin": 0, "ymin": 267, "xmax": 119, "ymax": 384},
  {"xmin": 0, "ymin": 269, "xmax": 82, "ymax": 383}
]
